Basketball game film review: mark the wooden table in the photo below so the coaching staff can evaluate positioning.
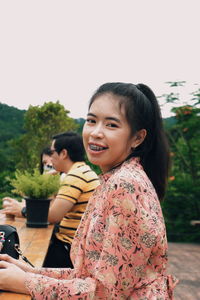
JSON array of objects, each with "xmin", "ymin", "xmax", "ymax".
[{"xmin": 0, "ymin": 214, "xmax": 54, "ymax": 299}]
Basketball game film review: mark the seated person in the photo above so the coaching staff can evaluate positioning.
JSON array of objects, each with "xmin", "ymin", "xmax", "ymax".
[
  {"xmin": 43, "ymin": 131, "xmax": 100, "ymax": 268},
  {"xmin": 39, "ymin": 146, "xmax": 55, "ymax": 174}
]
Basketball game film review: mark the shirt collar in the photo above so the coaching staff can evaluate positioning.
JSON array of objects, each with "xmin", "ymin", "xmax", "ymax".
[
  {"xmin": 100, "ymin": 156, "xmax": 141, "ymax": 182},
  {"xmin": 69, "ymin": 161, "xmax": 86, "ymax": 172}
]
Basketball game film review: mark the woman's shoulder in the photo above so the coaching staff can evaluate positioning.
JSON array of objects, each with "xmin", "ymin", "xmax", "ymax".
[
  {"xmin": 115, "ymin": 157, "xmax": 146, "ymax": 181},
  {"xmin": 106, "ymin": 158, "xmax": 155, "ymax": 195}
]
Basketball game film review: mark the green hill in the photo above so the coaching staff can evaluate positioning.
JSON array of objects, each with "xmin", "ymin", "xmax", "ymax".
[
  {"xmin": 0, "ymin": 102, "xmax": 26, "ymax": 171},
  {"xmin": 0, "ymin": 102, "xmax": 26, "ymax": 142}
]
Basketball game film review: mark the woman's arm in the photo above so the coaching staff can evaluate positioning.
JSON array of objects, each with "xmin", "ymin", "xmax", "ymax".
[
  {"xmin": 0, "ymin": 261, "xmax": 96, "ymax": 298},
  {"xmin": 0, "ymin": 254, "xmax": 74, "ymax": 279},
  {"xmin": 25, "ymin": 272, "xmax": 96, "ymax": 300},
  {"xmin": 33, "ymin": 266, "xmax": 74, "ymax": 279}
]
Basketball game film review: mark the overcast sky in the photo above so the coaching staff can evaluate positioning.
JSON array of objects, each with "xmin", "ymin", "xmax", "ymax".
[{"xmin": 0, "ymin": 0, "xmax": 199, "ymax": 119}]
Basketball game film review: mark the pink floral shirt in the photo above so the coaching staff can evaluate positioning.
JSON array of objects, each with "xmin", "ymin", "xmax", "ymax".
[{"xmin": 25, "ymin": 157, "xmax": 177, "ymax": 299}]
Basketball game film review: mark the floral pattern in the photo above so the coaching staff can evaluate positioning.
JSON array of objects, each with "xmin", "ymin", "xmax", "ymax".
[{"xmin": 25, "ymin": 157, "xmax": 178, "ymax": 299}]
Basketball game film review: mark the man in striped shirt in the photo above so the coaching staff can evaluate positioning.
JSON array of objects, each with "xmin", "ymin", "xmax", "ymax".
[{"xmin": 43, "ymin": 131, "xmax": 100, "ymax": 268}]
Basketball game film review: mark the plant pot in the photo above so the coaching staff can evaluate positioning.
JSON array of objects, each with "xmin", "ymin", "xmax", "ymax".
[{"xmin": 25, "ymin": 197, "xmax": 52, "ymax": 228}]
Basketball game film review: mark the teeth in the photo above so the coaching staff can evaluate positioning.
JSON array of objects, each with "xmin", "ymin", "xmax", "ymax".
[{"xmin": 90, "ymin": 144, "xmax": 106, "ymax": 151}]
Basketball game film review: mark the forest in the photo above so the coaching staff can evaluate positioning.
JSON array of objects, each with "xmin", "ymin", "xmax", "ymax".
[{"xmin": 0, "ymin": 82, "xmax": 199, "ymax": 243}]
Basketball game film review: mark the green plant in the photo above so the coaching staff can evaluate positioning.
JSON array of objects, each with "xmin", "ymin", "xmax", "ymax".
[
  {"xmin": 160, "ymin": 81, "xmax": 200, "ymax": 242},
  {"xmin": 10, "ymin": 168, "xmax": 60, "ymax": 199}
]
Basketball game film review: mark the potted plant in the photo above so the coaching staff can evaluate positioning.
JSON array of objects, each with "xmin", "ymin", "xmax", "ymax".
[{"xmin": 10, "ymin": 168, "xmax": 60, "ymax": 228}]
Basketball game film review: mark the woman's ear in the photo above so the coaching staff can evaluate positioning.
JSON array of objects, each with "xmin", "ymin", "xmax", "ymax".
[{"xmin": 131, "ymin": 129, "xmax": 147, "ymax": 148}]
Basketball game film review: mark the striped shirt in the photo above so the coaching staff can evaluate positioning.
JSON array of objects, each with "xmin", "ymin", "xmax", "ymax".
[{"xmin": 56, "ymin": 162, "xmax": 99, "ymax": 244}]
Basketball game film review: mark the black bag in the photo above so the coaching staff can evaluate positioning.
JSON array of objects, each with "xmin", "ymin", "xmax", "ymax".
[
  {"xmin": 0, "ymin": 225, "xmax": 19, "ymax": 259},
  {"xmin": 0, "ymin": 224, "xmax": 34, "ymax": 266}
]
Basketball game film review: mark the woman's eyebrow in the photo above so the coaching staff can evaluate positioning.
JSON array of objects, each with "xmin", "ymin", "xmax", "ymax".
[
  {"xmin": 105, "ymin": 117, "xmax": 121, "ymax": 123},
  {"xmin": 87, "ymin": 113, "xmax": 121, "ymax": 124},
  {"xmin": 87, "ymin": 112, "xmax": 96, "ymax": 117}
]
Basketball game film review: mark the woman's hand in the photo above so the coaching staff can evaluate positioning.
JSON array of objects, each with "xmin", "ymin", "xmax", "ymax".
[
  {"xmin": 1, "ymin": 197, "xmax": 24, "ymax": 217},
  {"xmin": 0, "ymin": 260, "xmax": 29, "ymax": 294},
  {"xmin": 0, "ymin": 254, "xmax": 34, "ymax": 273}
]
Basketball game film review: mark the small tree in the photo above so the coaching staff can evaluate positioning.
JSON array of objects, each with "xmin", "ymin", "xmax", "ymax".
[
  {"xmin": 11, "ymin": 101, "xmax": 78, "ymax": 171},
  {"xmin": 160, "ymin": 82, "xmax": 200, "ymax": 242}
]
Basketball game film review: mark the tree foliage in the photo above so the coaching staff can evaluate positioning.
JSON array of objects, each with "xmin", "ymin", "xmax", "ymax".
[
  {"xmin": 0, "ymin": 103, "xmax": 25, "ymax": 141},
  {"xmin": 10, "ymin": 101, "xmax": 78, "ymax": 171},
  {"xmin": 0, "ymin": 103, "xmax": 25, "ymax": 172},
  {"xmin": 160, "ymin": 82, "xmax": 200, "ymax": 242}
]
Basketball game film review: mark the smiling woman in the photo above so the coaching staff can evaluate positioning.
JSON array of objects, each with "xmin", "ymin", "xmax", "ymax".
[
  {"xmin": 83, "ymin": 93, "xmax": 146, "ymax": 173},
  {"xmin": 0, "ymin": 82, "xmax": 178, "ymax": 299}
]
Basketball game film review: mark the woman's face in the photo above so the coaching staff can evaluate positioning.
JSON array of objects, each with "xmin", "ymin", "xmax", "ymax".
[
  {"xmin": 42, "ymin": 154, "xmax": 53, "ymax": 172},
  {"xmin": 83, "ymin": 93, "xmax": 137, "ymax": 173}
]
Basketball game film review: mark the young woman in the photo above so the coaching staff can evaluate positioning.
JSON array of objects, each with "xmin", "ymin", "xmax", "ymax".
[
  {"xmin": 0, "ymin": 82, "xmax": 178, "ymax": 299},
  {"xmin": 39, "ymin": 146, "xmax": 54, "ymax": 174}
]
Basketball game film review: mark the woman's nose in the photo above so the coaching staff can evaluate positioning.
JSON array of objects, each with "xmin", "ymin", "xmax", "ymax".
[
  {"xmin": 47, "ymin": 158, "xmax": 53, "ymax": 166},
  {"xmin": 90, "ymin": 124, "xmax": 104, "ymax": 138}
]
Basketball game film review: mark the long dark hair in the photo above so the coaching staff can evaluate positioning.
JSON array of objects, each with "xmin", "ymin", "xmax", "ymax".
[
  {"xmin": 39, "ymin": 147, "xmax": 52, "ymax": 174},
  {"xmin": 89, "ymin": 82, "xmax": 170, "ymax": 201}
]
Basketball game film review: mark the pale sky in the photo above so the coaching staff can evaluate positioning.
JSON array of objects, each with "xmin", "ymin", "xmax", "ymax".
[{"xmin": 0, "ymin": 0, "xmax": 199, "ymax": 119}]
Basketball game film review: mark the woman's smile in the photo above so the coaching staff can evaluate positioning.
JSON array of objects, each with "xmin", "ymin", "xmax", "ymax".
[{"xmin": 88, "ymin": 142, "xmax": 108, "ymax": 153}]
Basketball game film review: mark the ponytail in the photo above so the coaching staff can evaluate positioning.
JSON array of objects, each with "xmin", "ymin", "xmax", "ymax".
[{"xmin": 135, "ymin": 84, "xmax": 170, "ymax": 200}]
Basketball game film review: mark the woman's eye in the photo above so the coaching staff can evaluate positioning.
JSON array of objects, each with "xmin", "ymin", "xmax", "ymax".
[
  {"xmin": 86, "ymin": 118, "xmax": 95, "ymax": 124},
  {"xmin": 107, "ymin": 123, "xmax": 118, "ymax": 128}
]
